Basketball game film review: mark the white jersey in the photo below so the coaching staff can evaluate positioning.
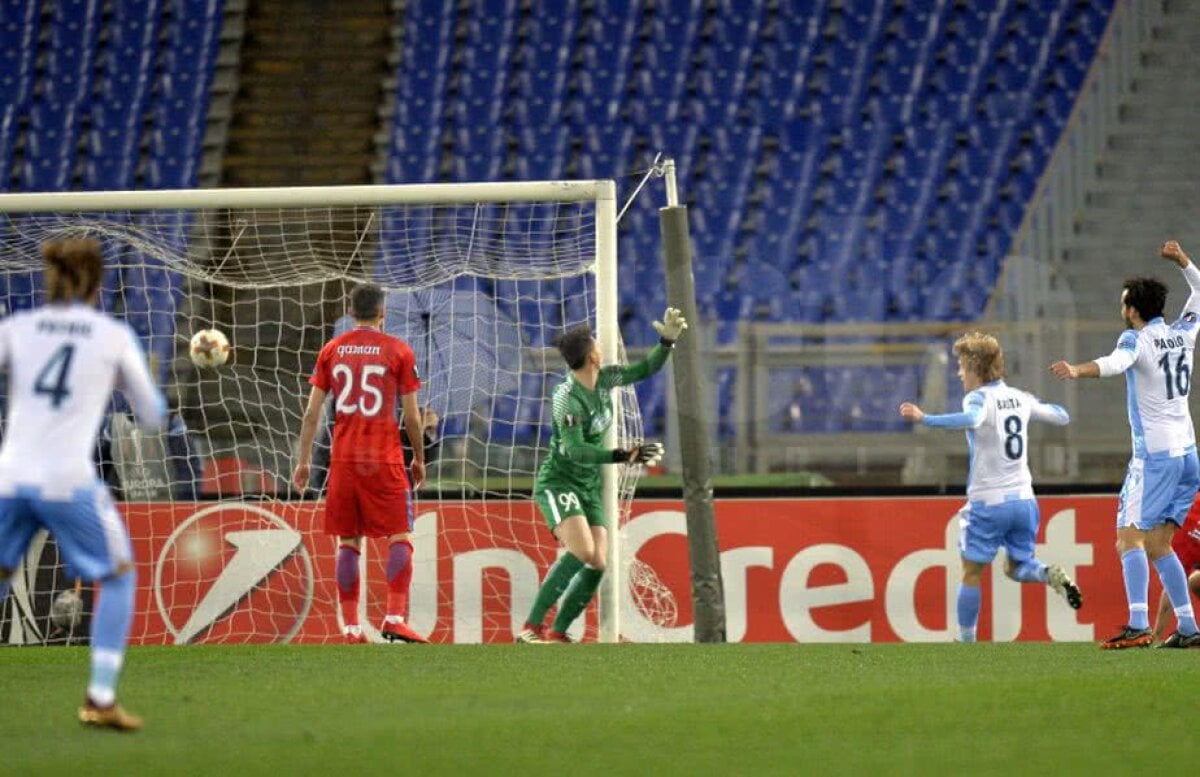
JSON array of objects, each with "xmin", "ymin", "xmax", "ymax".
[
  {"xmin": 1095, "ymin": 263, "xmax": 1200, "ymax": 459},
  {"xmin": 923, "ymin": 380, "xmax": 1069, "ymax": 504},
  {"xmin": 0, "ymin": 303, "xmax": 166, "ymax": 498}
]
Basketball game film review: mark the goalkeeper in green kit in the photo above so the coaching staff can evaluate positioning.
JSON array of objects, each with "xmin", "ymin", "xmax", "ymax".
[{"xmin": 516, "ymin": 307, "xmax": 687, "ymax": 643}]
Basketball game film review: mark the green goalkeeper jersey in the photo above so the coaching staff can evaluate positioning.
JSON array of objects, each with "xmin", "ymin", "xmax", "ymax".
[{"xmin": 535, "ymin": 343, "xmax": 673, "ymax": 494}]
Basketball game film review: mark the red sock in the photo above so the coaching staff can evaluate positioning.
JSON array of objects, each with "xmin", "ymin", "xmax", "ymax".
[
  {"xmin": 385, "ymin": 540, "xmax": 414, "ymax": 620},
  {"xmin": 335, "ymin": 544, "xmax": 361, "ymax": 627}
]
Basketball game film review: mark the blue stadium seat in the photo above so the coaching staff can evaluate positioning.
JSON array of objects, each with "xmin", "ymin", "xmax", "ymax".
[{"xmin": 0, "ymin": 0, "xmax": 40, "ymax": 107}]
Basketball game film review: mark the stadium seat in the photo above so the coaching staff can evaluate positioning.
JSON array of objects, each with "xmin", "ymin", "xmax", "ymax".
[{"xmin": 373, "ymin": 0, "xmax": 1116, "ymax": 435}]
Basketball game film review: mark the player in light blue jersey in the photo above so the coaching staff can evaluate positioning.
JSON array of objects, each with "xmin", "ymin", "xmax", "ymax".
[
  {"xmin": 901, "ymin": 332, "xmax": 1081, "ymax": 643},
  {"xmin": 1051, "ymin": 240, "xmax": 1200, "ymax": 649},
  {"xmin": 0, "ymin": 239, "xmax": 166, "ymax": 729}
]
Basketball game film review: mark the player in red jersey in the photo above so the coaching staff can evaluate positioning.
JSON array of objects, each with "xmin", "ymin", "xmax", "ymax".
[
  {"xmin": 1153, "ymin": 497, "xmax": 1200, "ymax": 646},
  {"xmin": 292, "ymin": 283, "xmax": 428, "ymax": 644}
]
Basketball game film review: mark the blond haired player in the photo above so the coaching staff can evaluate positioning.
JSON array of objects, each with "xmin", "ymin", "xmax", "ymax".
[
  {"xmin": 900, "ymin": 332, "xmax": 1080, "ymax": 642},
  {"xmin": 0, "ymin": 239, "xmax": 166, "ymax": 730}
]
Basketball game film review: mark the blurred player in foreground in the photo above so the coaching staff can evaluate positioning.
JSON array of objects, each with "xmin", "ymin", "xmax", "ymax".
[
  {"xmin": 900, "ymin": 332, "xmax": 1081, "ymax": 643},
  {"xmin": 1051, "ymin": 240, "xmax": 1200, "ymax": 649},
  {"xmin": 293, "ymin": 283, "xmax": 428, "ymax": 644},
  {"xmin": 1152, "ymin": 496, "xmax": 1200, "ymax": 644},
  {"xmin": 0, "ymin": 239, "xmax": 167, "ymax": 730},
  {"xmin": 516, "ymin": 308, "xmax": 685, "ymax": 643}
]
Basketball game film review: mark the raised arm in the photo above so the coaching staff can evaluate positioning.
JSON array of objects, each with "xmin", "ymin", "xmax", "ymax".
[
  {"xmin": 117, "ymin": 326, "xmax": 167, "ymax": 431},
  {"xmin": 598, "ymin": 308, "xmax": 686, "ymax": 388},
  {"xmin": 1161, "ymin": 240, "xmax": 1200, "ymax": 317}
]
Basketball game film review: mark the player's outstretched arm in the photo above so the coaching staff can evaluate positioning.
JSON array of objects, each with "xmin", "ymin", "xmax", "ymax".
[
  {"xmin": 1162, "ymin": 240, "xmax": 1200, "ymax": 316},
  {"xmin": 601, "ymin": 307, "xmax": 688, "ymax": 388},
  {"xmin": 899, "ymin": 394, "xmax": 985, "ymax": 429},
  {"xmin": 1029, "ymin": 398, "xmax": 1070, "ymax": 426},
  {"xmin": 292, "ymin": 386, "xmax": 326, "ymax": 491},
  {"xmin": 1051, "ymin": 329, "xmax": 1136, "ymax": 381}
]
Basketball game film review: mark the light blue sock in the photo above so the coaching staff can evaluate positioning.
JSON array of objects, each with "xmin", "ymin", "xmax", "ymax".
[
  {"xmin": 88, "ymin": 570, "xmax": 135, "ymax": 706},
  {"xmin": 957, "ymin": 584, "xmax": 982, "ymax": 642},
  {"xmin": 1154, "ymin": 552, "xmax": 1199, "ymax": 636},
  {"xmin": 1010, "ymin": 559, "xmax": 1048, "ymax": 583},
  {"xmin": 1121, "ymin": 549, "xmax": 1151, "ymax": 630}
]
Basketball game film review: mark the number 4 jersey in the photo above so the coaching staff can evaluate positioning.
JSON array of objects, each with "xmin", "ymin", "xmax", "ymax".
[
  {"xmin": 310, "ymin": 326, "xmax": 420, "ymax": 466},
  {"xmin": 0, "ymin": 303, "xmax": 166, "ymax": 497},
  {"xmin": 922, "ymin": 380, "xmax": 1070, "ymax": 504}
]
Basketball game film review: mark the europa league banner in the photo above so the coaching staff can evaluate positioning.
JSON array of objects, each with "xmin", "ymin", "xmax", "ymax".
[{"xmin": 95, "ymin": 496, "xmax": 1135, "ymax": 645}]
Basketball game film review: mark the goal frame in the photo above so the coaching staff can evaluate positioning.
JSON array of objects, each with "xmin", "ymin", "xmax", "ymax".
[{"xmin": 0, "ymin": 180, "xmax": 626, "ymax": 643}]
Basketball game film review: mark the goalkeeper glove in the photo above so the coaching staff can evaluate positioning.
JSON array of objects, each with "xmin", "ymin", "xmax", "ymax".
[
  {"xmin": 611, "ymin": 442, "xmax": 664, "ymax": 466},
  {"xmin": 652, "ymin": 307, "xmax": 688, "ymax": 344}
]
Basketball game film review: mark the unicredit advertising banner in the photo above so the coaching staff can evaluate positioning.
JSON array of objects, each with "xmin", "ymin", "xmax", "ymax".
[{"xmin": 15, "ymin": 496, "xmax": 1134, "ymax": 645}]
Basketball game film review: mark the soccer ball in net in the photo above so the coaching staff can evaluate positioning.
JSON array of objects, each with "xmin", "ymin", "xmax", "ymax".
[
  {"xmin": 50, "ymin": 590, "xmax": 83, "ymax": 630},
  {"xmin": 189, "ymin": 329, "xmax": 231, "ymax": 368}
]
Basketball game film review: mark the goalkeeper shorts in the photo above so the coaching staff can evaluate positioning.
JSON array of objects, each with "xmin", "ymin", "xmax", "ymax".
[{"xmin": 534, "ymin": 485, "xmax": 604, "ymax": 532}]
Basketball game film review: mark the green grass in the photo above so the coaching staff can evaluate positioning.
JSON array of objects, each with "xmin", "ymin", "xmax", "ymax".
[{"xmin": 2, "ymin": 644, "xmax": 1197, "ymax": 775}]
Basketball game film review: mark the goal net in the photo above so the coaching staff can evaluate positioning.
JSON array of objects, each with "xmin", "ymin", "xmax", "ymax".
[{"xmin": 0, "ymin": 182, "xmax": 677, "ymax": 645}]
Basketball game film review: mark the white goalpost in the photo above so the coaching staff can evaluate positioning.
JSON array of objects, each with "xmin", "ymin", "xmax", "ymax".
[{"xmin": 0, "ymin": 181, "xmax": 675, "ymax": 645}]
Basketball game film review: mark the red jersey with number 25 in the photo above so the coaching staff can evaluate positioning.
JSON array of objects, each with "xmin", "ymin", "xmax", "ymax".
[{"xmin": 310, "ymin": 327, "xmax": 421, "ymax": 466}]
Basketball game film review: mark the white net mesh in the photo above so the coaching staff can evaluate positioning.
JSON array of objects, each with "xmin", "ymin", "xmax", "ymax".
[{"xmin": 0, "ymin": 192, "xmax": 676, "ymax": 644}]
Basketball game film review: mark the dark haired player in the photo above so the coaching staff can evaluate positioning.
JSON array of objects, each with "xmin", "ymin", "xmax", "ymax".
[
  {"xmin": 517, "ymin": 308, "xmax": 686, "ymax": 643},
  {"xmin": 1052, "ymin": 240, "xmax": 1200, "ymax": 648},
  {"xmin": 293, "ymin": 283, "xmax": 428, "ymax": 644}
]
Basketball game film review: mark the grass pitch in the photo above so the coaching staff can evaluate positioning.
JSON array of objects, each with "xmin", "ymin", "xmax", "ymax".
[{"xmin": 2, "ymin": 643, "xmax": 1198, "ymax": 775}]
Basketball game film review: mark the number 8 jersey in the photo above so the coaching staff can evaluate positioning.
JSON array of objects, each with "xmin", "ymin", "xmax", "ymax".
[
  {"xmin": 0, "ymin": 303, "xmax": 165, "ymax": 498},
  {"xmin": 310, "ymin": 326, "xmax": 421, "ymax": 465},
  {"xmin": 923, "ymin": 381, "xmax": 1070, "ymax": 504},
  {"xmin": 1096, "ymin": 314, "xmax": 1199, "ymax": 459}
]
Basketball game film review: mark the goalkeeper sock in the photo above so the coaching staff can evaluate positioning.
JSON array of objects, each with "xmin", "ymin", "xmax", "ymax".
[
  {"xmin": 89, "ymin": 570, "xmax": 134, "ymax": 706},
  {"xmin": 1009, "ymin": 559, "xmax": 1048, "ymax": 583},
  {"xmin": 526, "ymin": 552, "xmax": 584, "ymax": 627},
  {"xmin": 1153, "ymin": 552, "xmax": 1199, "ymax": 635},
  {"xmin": 385, "ymin": 540, "xmax": 414, "ymax": 622},
  {"xmin": 1121, "ymin": 548, "xmax": 1151, "ymax": 630},
  {"xmin": 956, "ymin": 583, "xmax": 981, "ymax": 643},
  {"xmin": 336, "ymin": 545, "xmax": 361, "ymax": 627},
  {"xmin": 551, "ymin": 565, "xmax": 605, "ymax": 634}
]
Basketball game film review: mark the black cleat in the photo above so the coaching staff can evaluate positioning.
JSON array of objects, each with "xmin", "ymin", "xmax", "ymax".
[
  {"xmin": 1101, "ymin": 625, "xmax": 1153, "ymax": 650},
  {"xmin": 1156, "ymin": 630, "xmax": 1200, "ymax": 649},
  {"xmin": 1047, "ymin": 565, "xmax": 1083, "ymax": 610}
]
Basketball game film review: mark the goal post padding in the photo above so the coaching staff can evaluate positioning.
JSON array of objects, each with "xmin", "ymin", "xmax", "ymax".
[{"xmin": 0, "ymin": 183, "xmax": 677, "ymax": 645}]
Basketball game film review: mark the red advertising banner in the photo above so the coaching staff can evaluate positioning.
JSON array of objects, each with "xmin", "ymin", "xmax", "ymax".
[{"xmin": 119, "ymin": 496, "xmax": 1137, "ymax": 645}]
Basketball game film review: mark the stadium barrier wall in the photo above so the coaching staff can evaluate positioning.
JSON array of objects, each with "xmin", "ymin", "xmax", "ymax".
[{"xmin": 4, "ymin": 497, "xmax": 1135, "ymax": 645}]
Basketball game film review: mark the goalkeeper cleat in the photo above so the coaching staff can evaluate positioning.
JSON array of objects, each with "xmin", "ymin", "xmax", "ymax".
[
  {"xmin": 515, "ymin": 624, "xmax": 546, "ymax": 644},
  {"xmin": 381, "ymin": 620, "xmax": 429, "ymax": 644},
  {"xmin": 1046, "ymin": 565, "xmax": 1083, "ymax": 610},
  {"xmin": 1155, "ymin": 630, "xmax": 1200, "ymax": 649},
  {"xmin": 543, "ymin": 629, "xmax": 574, "ymax": 644},
  {"xmin": 1100, "ymin": 625, "xmax": 1153, "ymax": 650},
  {"xmin": 78, "ymin": 700, "xmax": 143, "ymax": 732}
]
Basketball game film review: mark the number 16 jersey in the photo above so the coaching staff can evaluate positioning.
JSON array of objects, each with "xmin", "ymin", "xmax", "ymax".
[{"xmin": 310, "ymin": 327, "xmax": 421, "ymax": 466}]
